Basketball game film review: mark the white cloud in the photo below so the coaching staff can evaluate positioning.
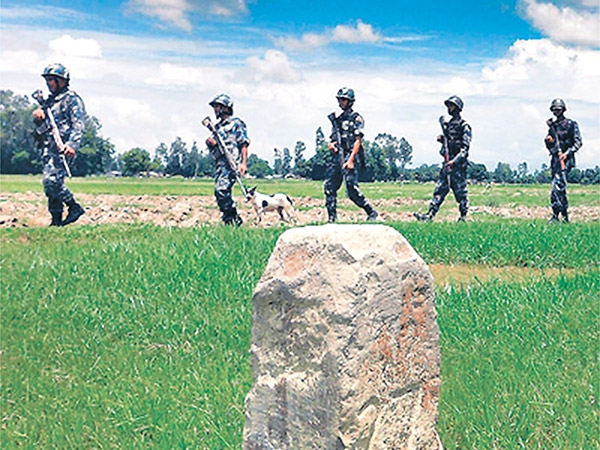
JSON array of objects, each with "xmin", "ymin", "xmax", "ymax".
[
  {"xmin": 145, "ymin": 63, "xmax": 209, "ymax": 87},
  {"xmin": 522, "ymin": 0, "xmax": 600, "ymax": 47},
  {"xmin": 49, "ymin": 35, "xmax": 103, "ymax": 59},
  {"xmin": 0, "ymin": 5, "xmax": 85, "ymax": 21},
  {"xmin": 332, "ymin": 21, "xmax": 381, "ymax": 43},
  {"xmin": 246, "ymin": 50, "xmax": 302, "ymax": 83},
  {"xmin": 124, "ymin": 0, "xmax": 249, "ymax": 31},
  {"xmin": 126, "ymin": 0, "xmax": 193, "ymax": 31},
  {"xmin": 481, "ymin": 38, "xmax": 600, "ymax": 100},
  {"xmin": 277, "ymin": 20, "xmax": 383, "ymax": 51}
]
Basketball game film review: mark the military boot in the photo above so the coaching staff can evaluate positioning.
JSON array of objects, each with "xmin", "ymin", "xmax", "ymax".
[
  {"xmin": 223, "ymin": 211, "xmax": 243, "ymax": 227},
  {"xmin": 62, "ymin": 202, "xmax": 85, "ymax": 226},
  {"xmin": 562, "ymin": 211, "xmax": 569, "ymax": 223},
  {"xmin": 548, "ymin": 214, "xmax": 559, "ymax": 224},
  {"xmin": 233, "ymin": 213, "xmax": 243, "ymax": 227},
  {"xmin": 457, "ymin": 215, "xmax": 467, "ymax": 222},
  {"xmin": 50, "ymin": 211, "xmax": 63, "ymax": 227},
  {"xmin": 327, "ymin": 209, "xmax": 337, "ymax": 223},
  {"xmin": 367, "ymin": 210, "xmax": 379, "ymax": 222},
  {"xmin": 414, "ymin": 212, "xmax": 432, "ymax": 222}
]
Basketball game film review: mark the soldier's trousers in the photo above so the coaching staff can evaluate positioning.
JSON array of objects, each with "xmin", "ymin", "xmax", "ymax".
[
  {"xmin": 324, "ymin": 162, "xmax": 374, "ymax": 221},
  {"xmin": 214, "ymin": 162, "xmax": 239, "ymax": 223},
  {"xmin": 427, "ymin": 167, "xmax": 469, "ymax": 217},
  {"xmin": 42, "ymin": 153, "xmax": 74, "ymax": 214},
  {"xmin": 550, "ymin": 168, "xmax": 569, "ymax": 216}
]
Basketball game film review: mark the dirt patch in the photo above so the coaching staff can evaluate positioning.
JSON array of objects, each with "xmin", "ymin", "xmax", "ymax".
[
  {"xmin": 0, "ymin": 192, "xmax": 598, "ymax": 228},
  {"xmin": 429, "ymin": 264, "xmax": 576, "ymax": 289}
]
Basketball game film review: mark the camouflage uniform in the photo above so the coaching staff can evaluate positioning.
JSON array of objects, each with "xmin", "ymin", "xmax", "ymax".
[
  {"xmin": 34, "ymin": 64, "xmax": 86, "ymax": 226},
  {"xmin": 325, "ymin": 89, "xmax": 377, "ymax": 223},
  {"xmin": 416, "ymin": 96, "xmax": 472, "ymax": 221},
  {"xmin": 545, "ymin": 100, "xmax": 582, "ymax": 222},
  {"xmin": 208, "ymin": 116, "xmax": 249, "ymax": 225}
]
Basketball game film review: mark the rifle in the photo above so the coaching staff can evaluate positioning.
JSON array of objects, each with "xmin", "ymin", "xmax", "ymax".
[
  {"xmin": 32, "ymin": 89, "xmax": 72, "ymax": 177},
  {"xmin": 546, "ymin": 119, "xmax": 566, "ymax": 172},
  {"xmin": 202, "ymin": 116, "xmax": 248, "ymax": 196},
  {"xmin": 439, "ymin": 116, "xmax": 451, "ymax": 184},
  {"xmin": 327, "ymin": 112, "xmax": 345, "ymax": 168}
]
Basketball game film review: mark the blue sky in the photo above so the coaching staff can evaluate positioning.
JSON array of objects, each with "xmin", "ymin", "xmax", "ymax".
[{"xmin": 1, "ymin": 0, "xmax": 598, "ymax": 170}]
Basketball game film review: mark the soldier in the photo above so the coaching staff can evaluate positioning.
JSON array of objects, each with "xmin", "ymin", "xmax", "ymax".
[
  {"xmin": 32, "ymin": 63, "xmax": 86, "ymax": 226},
  {"xmin": 205, "ymin": 94, "xmax": 249, "ymax": 226},
  {"xmin": 414, "ymin": 95, "xmax": 472, "ymax": 222},
  {"xmin": 545, "ymin": 98, "xmax": 582, "ymax": 223},
  {"xmin": 325, "ymin": 87, "xmax": 378, "ymax": 223}
]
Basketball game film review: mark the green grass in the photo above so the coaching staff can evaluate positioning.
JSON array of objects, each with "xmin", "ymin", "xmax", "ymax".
[
  {"xmin": 1, "ymin": 219, "xmax": 599, "ymax": 447},
  {"xmin": 1, "ymin": 225, "xmax": 281, "ymax": 448},
  {"xmin": 392, "ymin": 220, "xmax": 600, "ymax": 268},
  {"xmin": 438, "ymin": 272, "xmax": 599, "ymax": 449}
]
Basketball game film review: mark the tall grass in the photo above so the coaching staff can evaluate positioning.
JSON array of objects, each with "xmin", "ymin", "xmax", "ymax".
[
  {"xmin": 1, "ymin": 225, "xmax": 280, "ymax": 448},
  {"xmin": 393, "ymin": 220, "xmax": 599, "ymax": 268},
  {"xmin": 1, "ymin": 222, "xmax": 598, "ymax": 448},
  {"xmin": 438, "ymin": 272, "xmax": 599, "ymax": 449}
]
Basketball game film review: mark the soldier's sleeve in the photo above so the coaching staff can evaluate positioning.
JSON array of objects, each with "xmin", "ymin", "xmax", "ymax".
[
  {"xmin": 353, "ymin": 113, "xmax": 365, "ymax": 139},
  {"xmin": 454, "ymin": 122, "xmax": 471, "ymax": 164},
  {"xmin": 234, "ymin": 118, "xmax": 251, "ymax": 148},
  {"xmin": 569, "ymin": 121, "xmax": 582, "ymax": 155},
  {"xmin": 65, "ymin": 93, "xmax": 86, "ymax": 151}
]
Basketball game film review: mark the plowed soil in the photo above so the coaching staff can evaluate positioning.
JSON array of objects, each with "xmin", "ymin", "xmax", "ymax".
[{"xmin": 0, "ymin": 192, "xmax": 598, "ymax": 228}]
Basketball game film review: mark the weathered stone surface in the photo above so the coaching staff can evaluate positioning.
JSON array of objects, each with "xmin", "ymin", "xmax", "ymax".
[{"xmin": 243, "ymin": 224, "xmax": 441, "ymax": 450}]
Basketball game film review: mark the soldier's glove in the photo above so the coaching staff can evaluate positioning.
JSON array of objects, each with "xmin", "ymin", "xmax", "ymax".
[{"xmin": 545, "ymin": 135, "xmax": 554, "ymax": 144}]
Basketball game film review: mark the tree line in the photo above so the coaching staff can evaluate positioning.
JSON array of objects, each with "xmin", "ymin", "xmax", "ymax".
[{"xmin": 2, "ymin": 90, "xmax": 599, "ymax": 184}]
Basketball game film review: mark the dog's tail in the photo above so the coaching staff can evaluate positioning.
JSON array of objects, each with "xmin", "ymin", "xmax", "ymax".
[{"xmin": 286, "ymin": 195, "xmax": 293, "ymax": 206}]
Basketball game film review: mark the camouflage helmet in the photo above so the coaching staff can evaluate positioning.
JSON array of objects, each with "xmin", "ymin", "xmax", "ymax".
[
  {"xmin": 336, "ymin": 87, "xmax": 355, "ymax": 104},
  {"xmin": 42, "ymin": 63, "xmax": 70, "ymax": 81},
  {"xmin": 550, "ymin": 98, "xmax": 566, "ymax": 111},
  {"xmin": 444, "ymin": 95, "xmax": 464, "ymax": 112},
  {"xmin": 209, "ymin": 93, "xmax": 234, "ymax": 113}
]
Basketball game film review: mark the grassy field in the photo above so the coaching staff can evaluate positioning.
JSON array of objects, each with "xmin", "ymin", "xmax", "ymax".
[{"xmin": 1, "ymin": 177, "xmax": 599, "ymax": 448}]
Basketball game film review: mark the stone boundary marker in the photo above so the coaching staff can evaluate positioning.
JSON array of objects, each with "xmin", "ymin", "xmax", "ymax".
[{"xmin": 243, "ymin": 224, "xmax": 442, "ymax": 450}]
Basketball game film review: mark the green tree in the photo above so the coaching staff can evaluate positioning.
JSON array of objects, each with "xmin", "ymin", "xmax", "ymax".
[
  {"xmin": 71, "ymin": 116, "xmax": 116, "ymax": 176},
  {"xmin": 468, "ymin": 162, "xmax": 490, "ymax": 182},
  {"xmin": 581, "ymin": 166, "xmax": 600, "ymax": 185},
  {"xmin": 567, "ymin": 168, "xmax": 582, "ymax": 184},
  {"xmin": 535, "ymin": 164, "xmax": 551, "ymax": 183},
  {"xmin": 307, "ymin": 146, "xmax": 330, "ymax": 181},
  {"xmin": 397, "ymin": 137, "xmax": 413, "ymax": 182},
  {"xmin": 517, "ymin": 161, "xmax": 528, "ymax": 181},
  {"xmin": 315, "ymin": 126, "xmax": 326, "ymax": 151},
  {"xmin": 181, "ymin": 141, "xmax": 199, "ymax": 178},
  {"xmin": 413, "ymin": 164, "xmax": 440, "ymax": 183},
  {"xmin": 374, "ymin": 133, "xmax": 398, "ymax": 181},
  {"xmin": 293, "ymin": 141, "xmax": 311, "ymax": 178},
  {"xmin": 1, "ymin": 90, "xmax": 40, "ymax": 174},
  {"xmin": 121, "ymin": 147, "xmax": 151, "ymax": 176},
  {"xmin": 166, "ymin": 137, "xmax": 187, "ymax": 176},
  {"xmin": 282, "ymin": 147, "xmax": 292, "ymax": 176},
  {"xmin": 363, "ymin": 140, "xmax": 390, "ymax": 182},
  {"xmin": 196, "ymin": 148, "xmax": 215, "ymax": 177},
  {"xmin": 247, "ymin": 153, "xmax": 273, "ymax": 178},
  {"xmin": 273, "ymin": 148, "xmax": 283, "ymax": 176},
  {"xmin": 493, "ymin": 162, "xmax": 515, "ymax": 184},
  {"xmin": 152, "ymin": 143, "xmax": 168, "ymax": 173}
]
